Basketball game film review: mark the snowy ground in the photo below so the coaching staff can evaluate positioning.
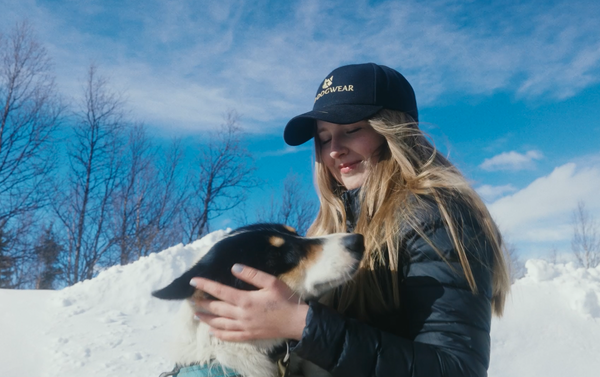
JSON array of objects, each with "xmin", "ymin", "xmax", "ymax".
[{"xmin": 1, "ymin": 230, "xmax": 600, "ymax": 377}]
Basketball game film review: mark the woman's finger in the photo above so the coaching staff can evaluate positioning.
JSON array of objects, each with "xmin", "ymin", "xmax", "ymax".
[
  {"xmin": 230, "ymin": 264, "xmax": 279, "ymax": 290},
  {"xmin": 195, "ymin": 313, "xmax": 243, "ymax": 332},
  {"xmin": 194, "ymin": 299, "xmax": 240, "ymax": 319}
]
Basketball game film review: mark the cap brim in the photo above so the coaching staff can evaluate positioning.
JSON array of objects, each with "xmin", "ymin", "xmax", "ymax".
[{"xmin": 283, "ymin": 104, "xmax": 383, "ymax": 146}]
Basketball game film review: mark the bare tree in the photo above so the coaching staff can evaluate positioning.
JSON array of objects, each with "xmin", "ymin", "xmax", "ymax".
[
  {"xmin": 0, "ymin": 225, "xmax": 12, "ymax": 287},
  {"xmin": 183, "ymin": 111, "xmax": 256, "ymax": 242},
  {"xmin": 53, "ymin": 65, "xmax": 125, "ymax": 284},
  {"xmin": 504, "ymin": 241, "xmax": 525, "ymax": 282},
  {"xmin": 547, "ymin": 246, "xmax": 559, "ymax": 265},
  {"xmin": 0, "ymin": 212, "xmax": 39, "ymax": 288},
  {"xmin": 111, "ymin": 124, "xmax": 154, "ymax": 264},
  {"xmin": 0, "ymin": 23, "xmax": 62, "ymax": 223},
  {"xmin": 571, "ymin": 201, "xmax": 600, "ymax": 268},
  {"xmin": 111, "ymin": 127, "xmax": 187, "ymax": 264},
  {"xmin": 136, "ymin": 138, "xmax": 188, "ymax": 254},
  {"xmin": 255, "ymin": 173, "xmax": 318, "ymax": 236},
  {"xmin": 33, "ymin": 225, "xmax": 62, "ymax": 289},
  {"xmin": 0, "ymin": 23, "xmax": 62, "ymax": 284}
]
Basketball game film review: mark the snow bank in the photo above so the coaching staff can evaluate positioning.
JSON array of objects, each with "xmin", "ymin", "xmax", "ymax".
[
  {"xmin": 524, "ymin": 259, "xmax": 600, "ymax": 318},
  {"xmin": 42, "ymin": 230, "xmax": 228, "ymax": 377},
  {"xmin": 2, "ymin": 233, "xmax": 600, "ymax": 377},
  {"xmin": 489, "ymin": 259, "xmax": 600, "ymax": 377}
]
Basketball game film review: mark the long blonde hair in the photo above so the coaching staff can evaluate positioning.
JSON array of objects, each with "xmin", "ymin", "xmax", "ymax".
[{"xmin": 307, "ymin": 109, "xmax": 510, "ymax": 319}]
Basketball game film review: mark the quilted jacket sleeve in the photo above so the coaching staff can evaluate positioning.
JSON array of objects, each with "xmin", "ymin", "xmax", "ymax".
[{"xmin": 291, "ymin": 214, "xmax": 495, "ymax": 377}]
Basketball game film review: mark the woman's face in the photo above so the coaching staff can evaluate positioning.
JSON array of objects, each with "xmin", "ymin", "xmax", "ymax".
[{"xmin": 316, "ymin": 120, "xmax": 386, "ymax": 190}]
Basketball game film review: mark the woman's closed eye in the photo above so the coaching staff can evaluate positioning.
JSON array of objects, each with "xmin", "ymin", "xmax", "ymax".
[
  {"xmin": 318, "ymin": 133, "xmax": 331, "ymax": 144},
  {"xmin": 320, "ymin": 128, "xmax": 360, "ymax": 144}
]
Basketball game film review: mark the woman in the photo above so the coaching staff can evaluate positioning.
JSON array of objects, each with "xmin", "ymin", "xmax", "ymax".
[{"xmin": 191, "ymin": 63, "xmax": 511, "ymax": 377}]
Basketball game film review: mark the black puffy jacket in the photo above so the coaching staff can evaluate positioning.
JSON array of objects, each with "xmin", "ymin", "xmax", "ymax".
[{"xmin": 291, "ymin": 189, "xmax": 495, "ymax": 377}]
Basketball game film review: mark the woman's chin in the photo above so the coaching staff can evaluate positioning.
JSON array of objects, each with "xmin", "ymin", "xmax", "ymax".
[{"xmin": 341, "ymin": 176, "xmax": 366, "ymax": 190}]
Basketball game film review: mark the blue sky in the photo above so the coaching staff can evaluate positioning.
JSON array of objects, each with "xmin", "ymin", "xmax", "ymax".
[{"xmin": 3, "ymin": 0, "xmax": 600, "ymax": 258}]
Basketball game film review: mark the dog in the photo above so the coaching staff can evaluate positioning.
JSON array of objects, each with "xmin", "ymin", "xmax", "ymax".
[{"xmin": 153, "ymin": 223, "xmax": 364, "ymax": 377}]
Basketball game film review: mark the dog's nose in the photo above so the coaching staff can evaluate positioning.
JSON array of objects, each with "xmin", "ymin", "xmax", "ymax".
[{"xmin": 342, "ymin": 234, "xmax": 365, "ymax": 258}]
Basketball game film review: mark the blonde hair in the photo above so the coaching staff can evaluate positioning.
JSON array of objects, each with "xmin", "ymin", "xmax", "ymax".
[{"xmin": 308, "ymin": 109, "xmax": 510, "ymax": 320}]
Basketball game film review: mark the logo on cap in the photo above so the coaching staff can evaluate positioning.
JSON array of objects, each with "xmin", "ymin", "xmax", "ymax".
[{"xmin": 315, "ymin": 76, "xmax": 354, "ymax": 103}]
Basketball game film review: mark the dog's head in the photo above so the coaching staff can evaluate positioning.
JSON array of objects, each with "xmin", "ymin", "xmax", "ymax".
[{"xmin": 152, "ymin": 223, "xmax": 364, "ymax": 301}]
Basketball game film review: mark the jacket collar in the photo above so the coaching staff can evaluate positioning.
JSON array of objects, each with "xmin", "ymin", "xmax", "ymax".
[{"xmin": 341, "ymin": 188, "xmax": 361, "ymax": 232}]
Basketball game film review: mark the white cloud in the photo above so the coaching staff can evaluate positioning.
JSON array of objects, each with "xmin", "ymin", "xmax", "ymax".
[
  {"xmin": 2, "ymin": 0, "xmax": 600, "ymax": 132},
  {"xmin": 476, "ymin": 184, "xmax": 518, "ymax": 202},
  {"xmin": 257, "ymin": 145, "xmax": 313, "ymax": 158},
  {"xmin": 480, "ymin": 150, "xmax": 543, "ymax": 171},
  {"xmin": 520, "ymin": 225, "xmax": 573, "ymax": 243},
  {"xmin": 488, "ymin": 163, "xmax": 600, "ymax": 245}
]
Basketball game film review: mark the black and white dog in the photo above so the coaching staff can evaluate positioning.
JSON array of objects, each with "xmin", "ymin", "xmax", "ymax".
[{"xmin": 153, "ymin": 224, "xmax": 364, "ymax": 377}]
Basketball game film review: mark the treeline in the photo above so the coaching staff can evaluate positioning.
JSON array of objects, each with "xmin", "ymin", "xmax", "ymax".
[{"xmin": 0, "ymin": 23, "xmax": 317, "ymax": 289}]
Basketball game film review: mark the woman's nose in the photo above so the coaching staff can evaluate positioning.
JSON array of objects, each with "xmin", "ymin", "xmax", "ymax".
[{"xmin": 329, "ymin": 138, "xmax": 348, "ymax": 159}]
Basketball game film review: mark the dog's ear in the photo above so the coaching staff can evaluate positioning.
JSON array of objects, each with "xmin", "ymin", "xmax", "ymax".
[
  {"xmin": 152, "ymin": 274, "xmax": 196, "ymax": 300},
  {"xmin": 152, "ymin": 264, "xmax": 206, "ymax": 300}
]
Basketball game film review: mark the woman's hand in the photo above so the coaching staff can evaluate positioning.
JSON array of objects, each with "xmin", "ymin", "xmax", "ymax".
[{"xmin": 189, "ymin": 264, "xmax": 309, "ymax": 342}]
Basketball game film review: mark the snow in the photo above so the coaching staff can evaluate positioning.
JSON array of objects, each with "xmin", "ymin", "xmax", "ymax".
[
  {"xmin": 2, "ymin": 230, "xmax": 600, "ymax": 377},
  {"xmin": 489, "ymin": 260, "xmax": 600, "ymax": 376}
]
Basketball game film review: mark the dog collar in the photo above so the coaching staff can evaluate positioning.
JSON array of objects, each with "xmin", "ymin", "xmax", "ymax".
[{"xmin": 159, "ymin": 364, "xmax": 240, "ymax": 377}]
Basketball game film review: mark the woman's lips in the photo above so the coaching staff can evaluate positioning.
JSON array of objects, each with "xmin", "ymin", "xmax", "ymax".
[{"xmin": 339, "ymin": 161, "xmax": 361, "ymax": 174}]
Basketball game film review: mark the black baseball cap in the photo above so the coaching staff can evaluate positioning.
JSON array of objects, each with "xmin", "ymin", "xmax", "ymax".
[{"xmin": 283, "ymin": 63, "xmax": 418, "ymax": 146}]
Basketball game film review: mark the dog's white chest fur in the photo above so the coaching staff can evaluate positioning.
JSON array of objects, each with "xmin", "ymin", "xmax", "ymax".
[{"xmin": 169, "ymin": 302, "xmax": 281, "ymax": 377}]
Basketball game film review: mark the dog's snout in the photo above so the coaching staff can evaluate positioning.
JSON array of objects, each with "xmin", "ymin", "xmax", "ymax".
[{"xmin": 342, "ymin": 234, "xmax": 365, "ymax": 258}]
